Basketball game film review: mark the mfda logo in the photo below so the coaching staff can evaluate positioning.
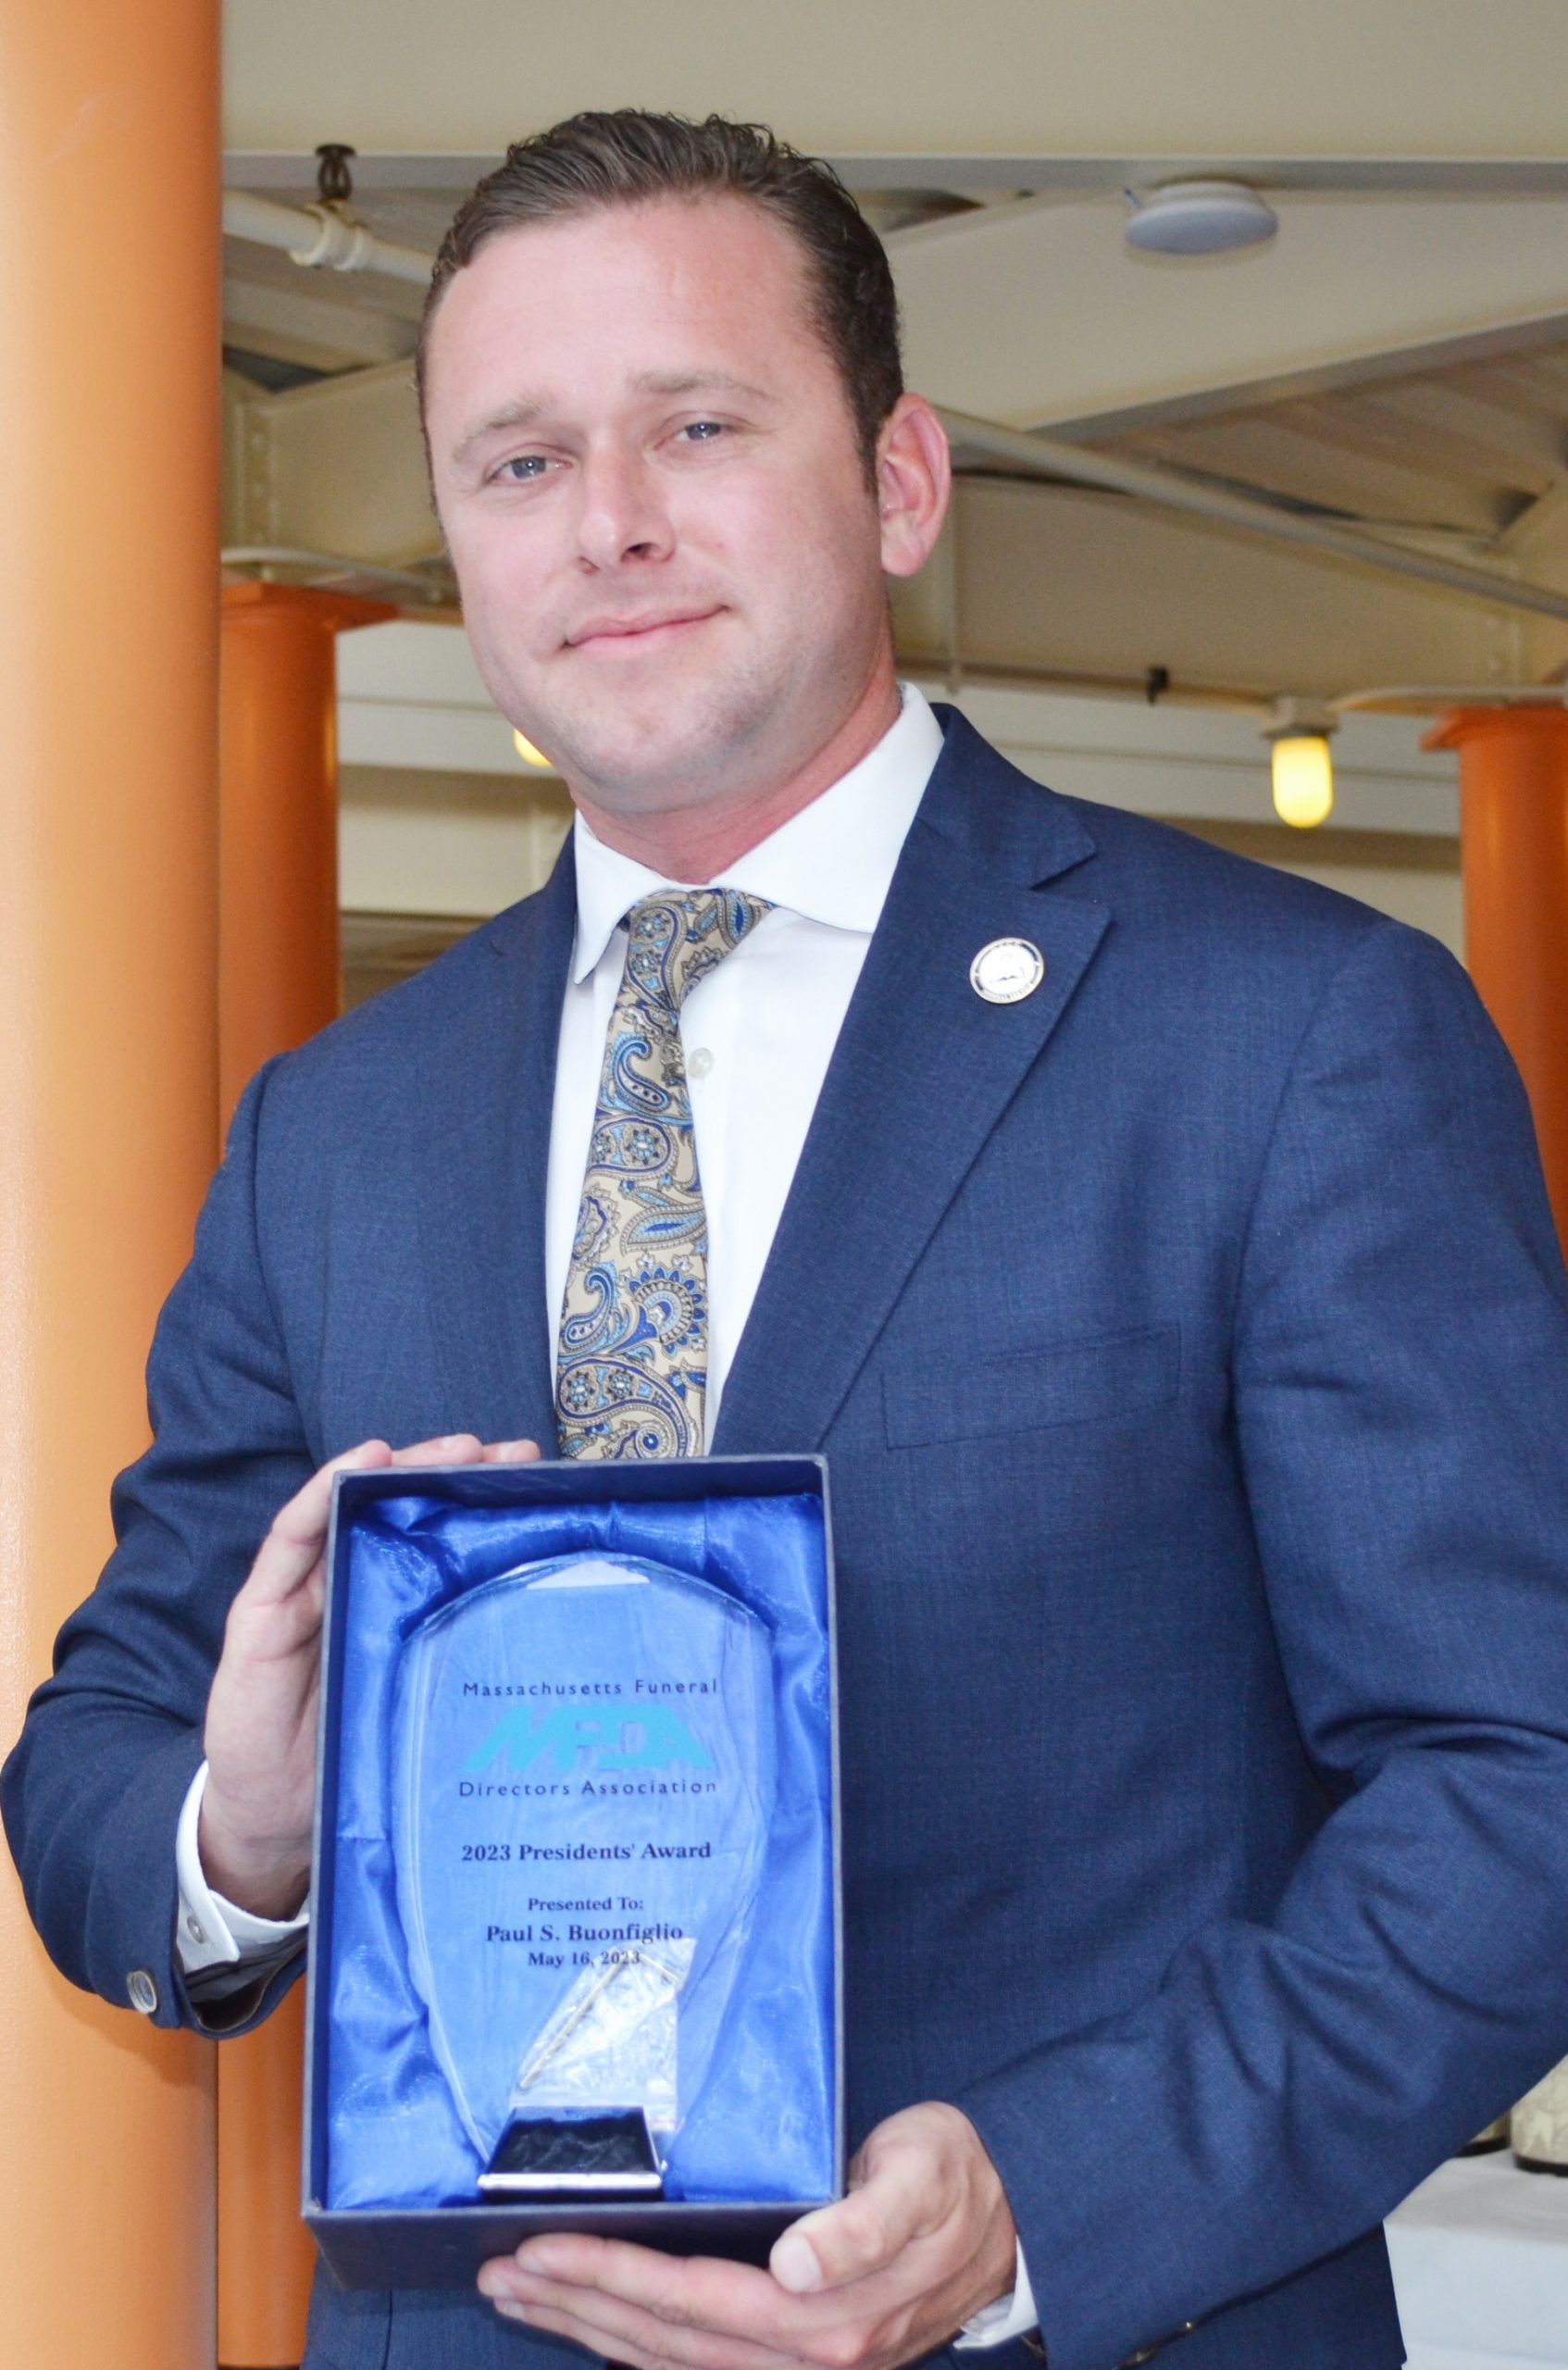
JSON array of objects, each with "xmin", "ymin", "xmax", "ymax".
[{"xmin": 465, "ymin": 1701, "xmax": 715, "ymax": 1778}]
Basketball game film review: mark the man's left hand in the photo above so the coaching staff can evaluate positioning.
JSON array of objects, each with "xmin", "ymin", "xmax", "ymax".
[{"xmin": 477, "ymin": 2102, "xmax": 1019, "ymax": 2370}]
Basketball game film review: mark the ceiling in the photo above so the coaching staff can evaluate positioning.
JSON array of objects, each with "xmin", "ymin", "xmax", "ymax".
[
  {"xmin": 1101, "ymin": 341, "xmax": 1568, "ymax": 543},
  {"xmin": 216, "ymin": 4, "xmax": 1568, "ymax": 707},
  {"xmin": 219, "ymin": 0, "xmax": 1568, "ymax": 160}
]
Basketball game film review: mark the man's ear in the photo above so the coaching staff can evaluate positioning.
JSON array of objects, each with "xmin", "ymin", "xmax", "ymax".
[{"xmin": 876, "ymin": 395, "xmax": 952, "ymax": 580}]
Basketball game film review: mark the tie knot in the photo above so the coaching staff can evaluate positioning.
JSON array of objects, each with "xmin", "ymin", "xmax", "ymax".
[{"xmin": 624, "ymin": 889, "xmax": 773, "ymax": 1016}]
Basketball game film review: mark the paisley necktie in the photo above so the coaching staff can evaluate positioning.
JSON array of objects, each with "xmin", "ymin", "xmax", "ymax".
[{"xmin": 555, "ymin": 888, "xmax": 772, "ymax": 1459}]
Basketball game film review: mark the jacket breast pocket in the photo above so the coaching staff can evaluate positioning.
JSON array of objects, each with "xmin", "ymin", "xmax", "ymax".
[{"xmin": 881, "ymin": 1323, "xmax": 1180, "ymax": 1449}]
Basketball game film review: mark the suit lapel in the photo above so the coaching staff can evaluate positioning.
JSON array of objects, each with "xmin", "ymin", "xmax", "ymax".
[
  {"xmin": 413, "ymin": 842, "xmax": 576, "ymax": 1451},
  {"xmin": 713, "ymin": 715, "xmax": 1110, "ymax": 1454}
]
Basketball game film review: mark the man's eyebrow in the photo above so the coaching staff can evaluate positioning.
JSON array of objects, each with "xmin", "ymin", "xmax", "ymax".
[
  {"xmin": 451, "ymin": 396, "xmax": 547, "ymax": 466},
  {"xmin": 628, "ymin": 369, "xmax": 774, "ymax": 404}
]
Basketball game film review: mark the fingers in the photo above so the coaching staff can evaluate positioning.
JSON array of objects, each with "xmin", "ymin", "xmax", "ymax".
[
  {"xmin": 502, "ymin": 2236, "xmax": 778, "ymax": 2329},
  {"xmin": 772, "ymin": 2139, "xmax": 932, "ymax": 2296},
  {"xmin": 237, "ymin": 1439, "xmax": 395, "ymax": 1609},
  {"xmin": 480, "ymin": 2265, "xmax": 806, "ymax": 2370},
  {"xmin": 486, "ymin": 2239, "xmax": 813, "ymax": 2362},
  {"xmin": 239, "ymin": 1432, "xmax": 544, "ymax": 1619},
  {"xmin": 389, "ymin": 1432, "xmax": 481, "ymax": 1466},
  {"xmin": 388, "ymin": 1433, "xmax": 541, "ymax": 1461},
  {"xmin": 473, "ymin": 2126, "xmax": 1005, "ymax": 2370}
]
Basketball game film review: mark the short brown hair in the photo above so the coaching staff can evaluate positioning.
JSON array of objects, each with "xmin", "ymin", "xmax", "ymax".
[{"xmin": 417, "ymin": 110, "xmax": 903, "ymax": 485}]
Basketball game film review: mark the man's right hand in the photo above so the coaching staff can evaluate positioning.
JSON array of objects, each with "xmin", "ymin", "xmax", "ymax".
[{"xmin": 200, "ymin": 1432, "xmax": 541, "ymax": 1918}]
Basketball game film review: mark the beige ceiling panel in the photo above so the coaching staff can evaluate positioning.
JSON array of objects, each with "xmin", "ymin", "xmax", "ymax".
[
  {"xmin": 248, "ymin": 360, "xmax": 442, "ymax": 566},
  {"xmin": 223, "ymin": 0, "xmax": 1568, "ymax": 157},
  {"xmin": 1343, "ymin": 380, "xmax": 1565, "ymax": 488},
  {"xmin": 890, "ymin": 194, "xmax": 1568, "ymax": 430},
  {"xmin": 935, "ymin": 479, "xmax": 1509, "ymax": 699}
]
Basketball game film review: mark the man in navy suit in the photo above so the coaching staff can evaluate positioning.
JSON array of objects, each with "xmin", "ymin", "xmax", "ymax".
[{"xmin": 9, "ymin": 111, "xmax": 1568, "ymax": 2370}]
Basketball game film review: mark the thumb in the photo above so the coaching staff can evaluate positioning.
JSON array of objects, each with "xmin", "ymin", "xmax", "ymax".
[{"xmin": 770, "ymin": 2141, "xmax": 928, "ymax": 2294}]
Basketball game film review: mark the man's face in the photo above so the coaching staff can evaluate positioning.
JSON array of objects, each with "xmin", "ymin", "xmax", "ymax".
[{"xmin": 422, "ymin": 195, "xmax": 894, "ymax": 818}]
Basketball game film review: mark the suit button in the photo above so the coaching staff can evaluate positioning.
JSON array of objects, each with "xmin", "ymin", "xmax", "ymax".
[{"xmin": 127, "ymin": 1968, "xmax": 158, "ymax": 2014}]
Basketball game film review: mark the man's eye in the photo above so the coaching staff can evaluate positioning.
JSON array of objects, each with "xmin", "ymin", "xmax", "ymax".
[
  {"xmin": 495, "ymin": 455, "xmax": 549, "ymax": 481},
  {"xmin": 680, "ymin": 420, "xmax": 726, "ymax": 443}
]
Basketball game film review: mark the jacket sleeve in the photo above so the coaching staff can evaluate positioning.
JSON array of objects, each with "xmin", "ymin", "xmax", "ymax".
[
  {"xmin": 2, "ymin": 1055, "xmax": 316, "ymax": 2035},
  {"xmin": 953, "ymin": 919, "xmax": 1568, "ymax": 2370}
]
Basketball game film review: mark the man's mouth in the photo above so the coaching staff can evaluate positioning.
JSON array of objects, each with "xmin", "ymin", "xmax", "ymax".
[{"xmin": 565, "ymin": 607, "xmax": 719, "ymax": 650}]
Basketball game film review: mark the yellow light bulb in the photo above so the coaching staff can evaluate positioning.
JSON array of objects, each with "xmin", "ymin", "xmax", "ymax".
[
  {"xmin": 512, "ymin": 729, "xmax": 553, "ymax": 769},
  {"xmin": 1271, "ymin": 734, "xmax": 1334, "ymax": 829}
]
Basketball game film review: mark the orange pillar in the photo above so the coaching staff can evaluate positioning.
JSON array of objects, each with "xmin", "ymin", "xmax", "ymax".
[
  {"xmin": 217, "ymin": 580, "xmax": 392, "ymax": 2370},
  {"xmin": 218, "ymin": 583, "xmax": 394, "ymax": 1118},
  {"xmin": 1425, "ymin": 707, "xmax": 1568, "ymax": 1245},
  {"xmin": 0, "ymin": 3, "xmax": 221, "ymax": 2367}
]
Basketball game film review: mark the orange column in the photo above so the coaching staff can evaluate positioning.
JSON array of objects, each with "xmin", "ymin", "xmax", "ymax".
[
  {"xmin": 0, "ymin": 3, "xmax": 222, "ymax": 2367},
  {"xmin": 1425, "ymin": 707, "xmax": 1568, "ymax": 1245},
  {"xmin": 217, "ymin": 580, "xmax": 392, "ymax": 2370},
  {"xmin": 218, "ymin": 583, "xmax": 394, "ymax": 1118}
]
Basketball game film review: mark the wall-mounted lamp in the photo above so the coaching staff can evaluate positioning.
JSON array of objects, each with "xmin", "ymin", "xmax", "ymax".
[
  {"xmin": 1263, "ymin": 697, "xmax": 1338, "ymax": 829},
  {"xmin": 513, "ymin": 729, "xmax": 554, "ymax": 768}
]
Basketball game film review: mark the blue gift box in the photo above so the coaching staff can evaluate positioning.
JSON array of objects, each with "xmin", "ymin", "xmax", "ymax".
[{"xmin": 304, "ymin": 1453, "xmax": 842, "ymax": 2290}]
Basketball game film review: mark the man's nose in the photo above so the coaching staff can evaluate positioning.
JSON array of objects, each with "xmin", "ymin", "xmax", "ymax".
[{"xmin": 574, "ymin": 447, "xmax": 673, "ymax": 569}]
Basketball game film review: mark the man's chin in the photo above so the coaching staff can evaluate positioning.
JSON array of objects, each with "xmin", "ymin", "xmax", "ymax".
[
  {"xmin": 543, "ymin": 703, "xmax": 774, "ymax": 813},
  {"xmin": 571, "ymin": 755, "xmax": 740, "ymax": 818}
]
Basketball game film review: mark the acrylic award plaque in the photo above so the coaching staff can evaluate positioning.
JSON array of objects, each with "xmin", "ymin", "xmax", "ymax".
[{"xmin": 390, "ymin": 1553, "xmax": 777, "ymax": 2196}]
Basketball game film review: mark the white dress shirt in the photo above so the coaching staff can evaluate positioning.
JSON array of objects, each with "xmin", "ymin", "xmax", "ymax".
[
  {"xmin": 544, "ymin": 680, "xmax": 941, "ymax": 1431},
  {"xmin": 173, "ymin": 683, "xmax": 1035, "ymax": 2346}
]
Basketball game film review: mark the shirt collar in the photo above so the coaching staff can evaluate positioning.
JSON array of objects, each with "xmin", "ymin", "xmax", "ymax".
[{"xmin": 568, "ymin": 682, "xmax": 944, "ymax": 984}]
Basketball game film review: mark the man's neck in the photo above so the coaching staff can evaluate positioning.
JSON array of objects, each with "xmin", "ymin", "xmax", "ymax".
[{"xmin": 569, "ymin": 670, "xmax": 902, "ymax": 882}]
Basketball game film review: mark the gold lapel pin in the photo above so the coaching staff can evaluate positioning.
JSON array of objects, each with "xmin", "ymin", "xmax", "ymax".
[{"xmin": 970, "ymin": 938, "xmax": 1045, "ymax": 1004}]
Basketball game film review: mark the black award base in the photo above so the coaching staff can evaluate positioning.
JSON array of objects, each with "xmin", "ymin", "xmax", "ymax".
[{"xmin": 479, "ymin": 2109, "xmax": 665, "ymax": 2197}]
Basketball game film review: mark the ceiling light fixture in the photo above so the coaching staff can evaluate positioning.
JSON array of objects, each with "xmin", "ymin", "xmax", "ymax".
[
  {"xmin": 1125, "ymin": 180, "xmax": 1279, "ymax": 256},
  {"xmin": 513, "ymin": 730, "xmax": 554, "ymax": 769},
  {"xmin": 1263, "ymin": 698, "xmax": 1338, "ymax": 829}
]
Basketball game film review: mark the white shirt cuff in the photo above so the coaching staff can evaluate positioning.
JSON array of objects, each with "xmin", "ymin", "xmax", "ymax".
[
  {"xmin": 174, "ymin": 1760, "xmax": 310, "ymax": 1974},
  {"xmin": 954, "ymin": 2238, "xmax": 1038, "ymax": 2350}
]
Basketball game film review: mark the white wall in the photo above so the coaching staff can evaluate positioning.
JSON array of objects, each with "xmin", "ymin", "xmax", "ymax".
[{"xmin": 337, "ymin": 623, "xmax": 1462, "ymax": 952}]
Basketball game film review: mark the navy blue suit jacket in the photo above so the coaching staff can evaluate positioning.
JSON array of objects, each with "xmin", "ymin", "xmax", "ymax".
[{"xmin": 10, "ymin": 708, "xmax": 1568, "ymax": 2370}]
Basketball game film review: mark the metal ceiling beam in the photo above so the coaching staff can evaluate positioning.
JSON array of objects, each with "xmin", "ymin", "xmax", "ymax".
[
  {"xmin": 222, "ymin": 155, "xmax": 1568, "ymax": 199},
  {"xmin": 940, "ymin": 407, "xmax": 1568, "ymax": 626},
  {"xmin": 1122, "ymin": 411, "xmax": 1515, "ymax": 539},
  {"xmin": 221, "ymin": 272, "xmax": 417, "ymax": 372}
]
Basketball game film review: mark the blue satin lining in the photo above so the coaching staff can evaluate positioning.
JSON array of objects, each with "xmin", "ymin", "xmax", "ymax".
[{"xmin": 322, "ymin": 1488, "xmax": 835, "ymax": 2210}]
